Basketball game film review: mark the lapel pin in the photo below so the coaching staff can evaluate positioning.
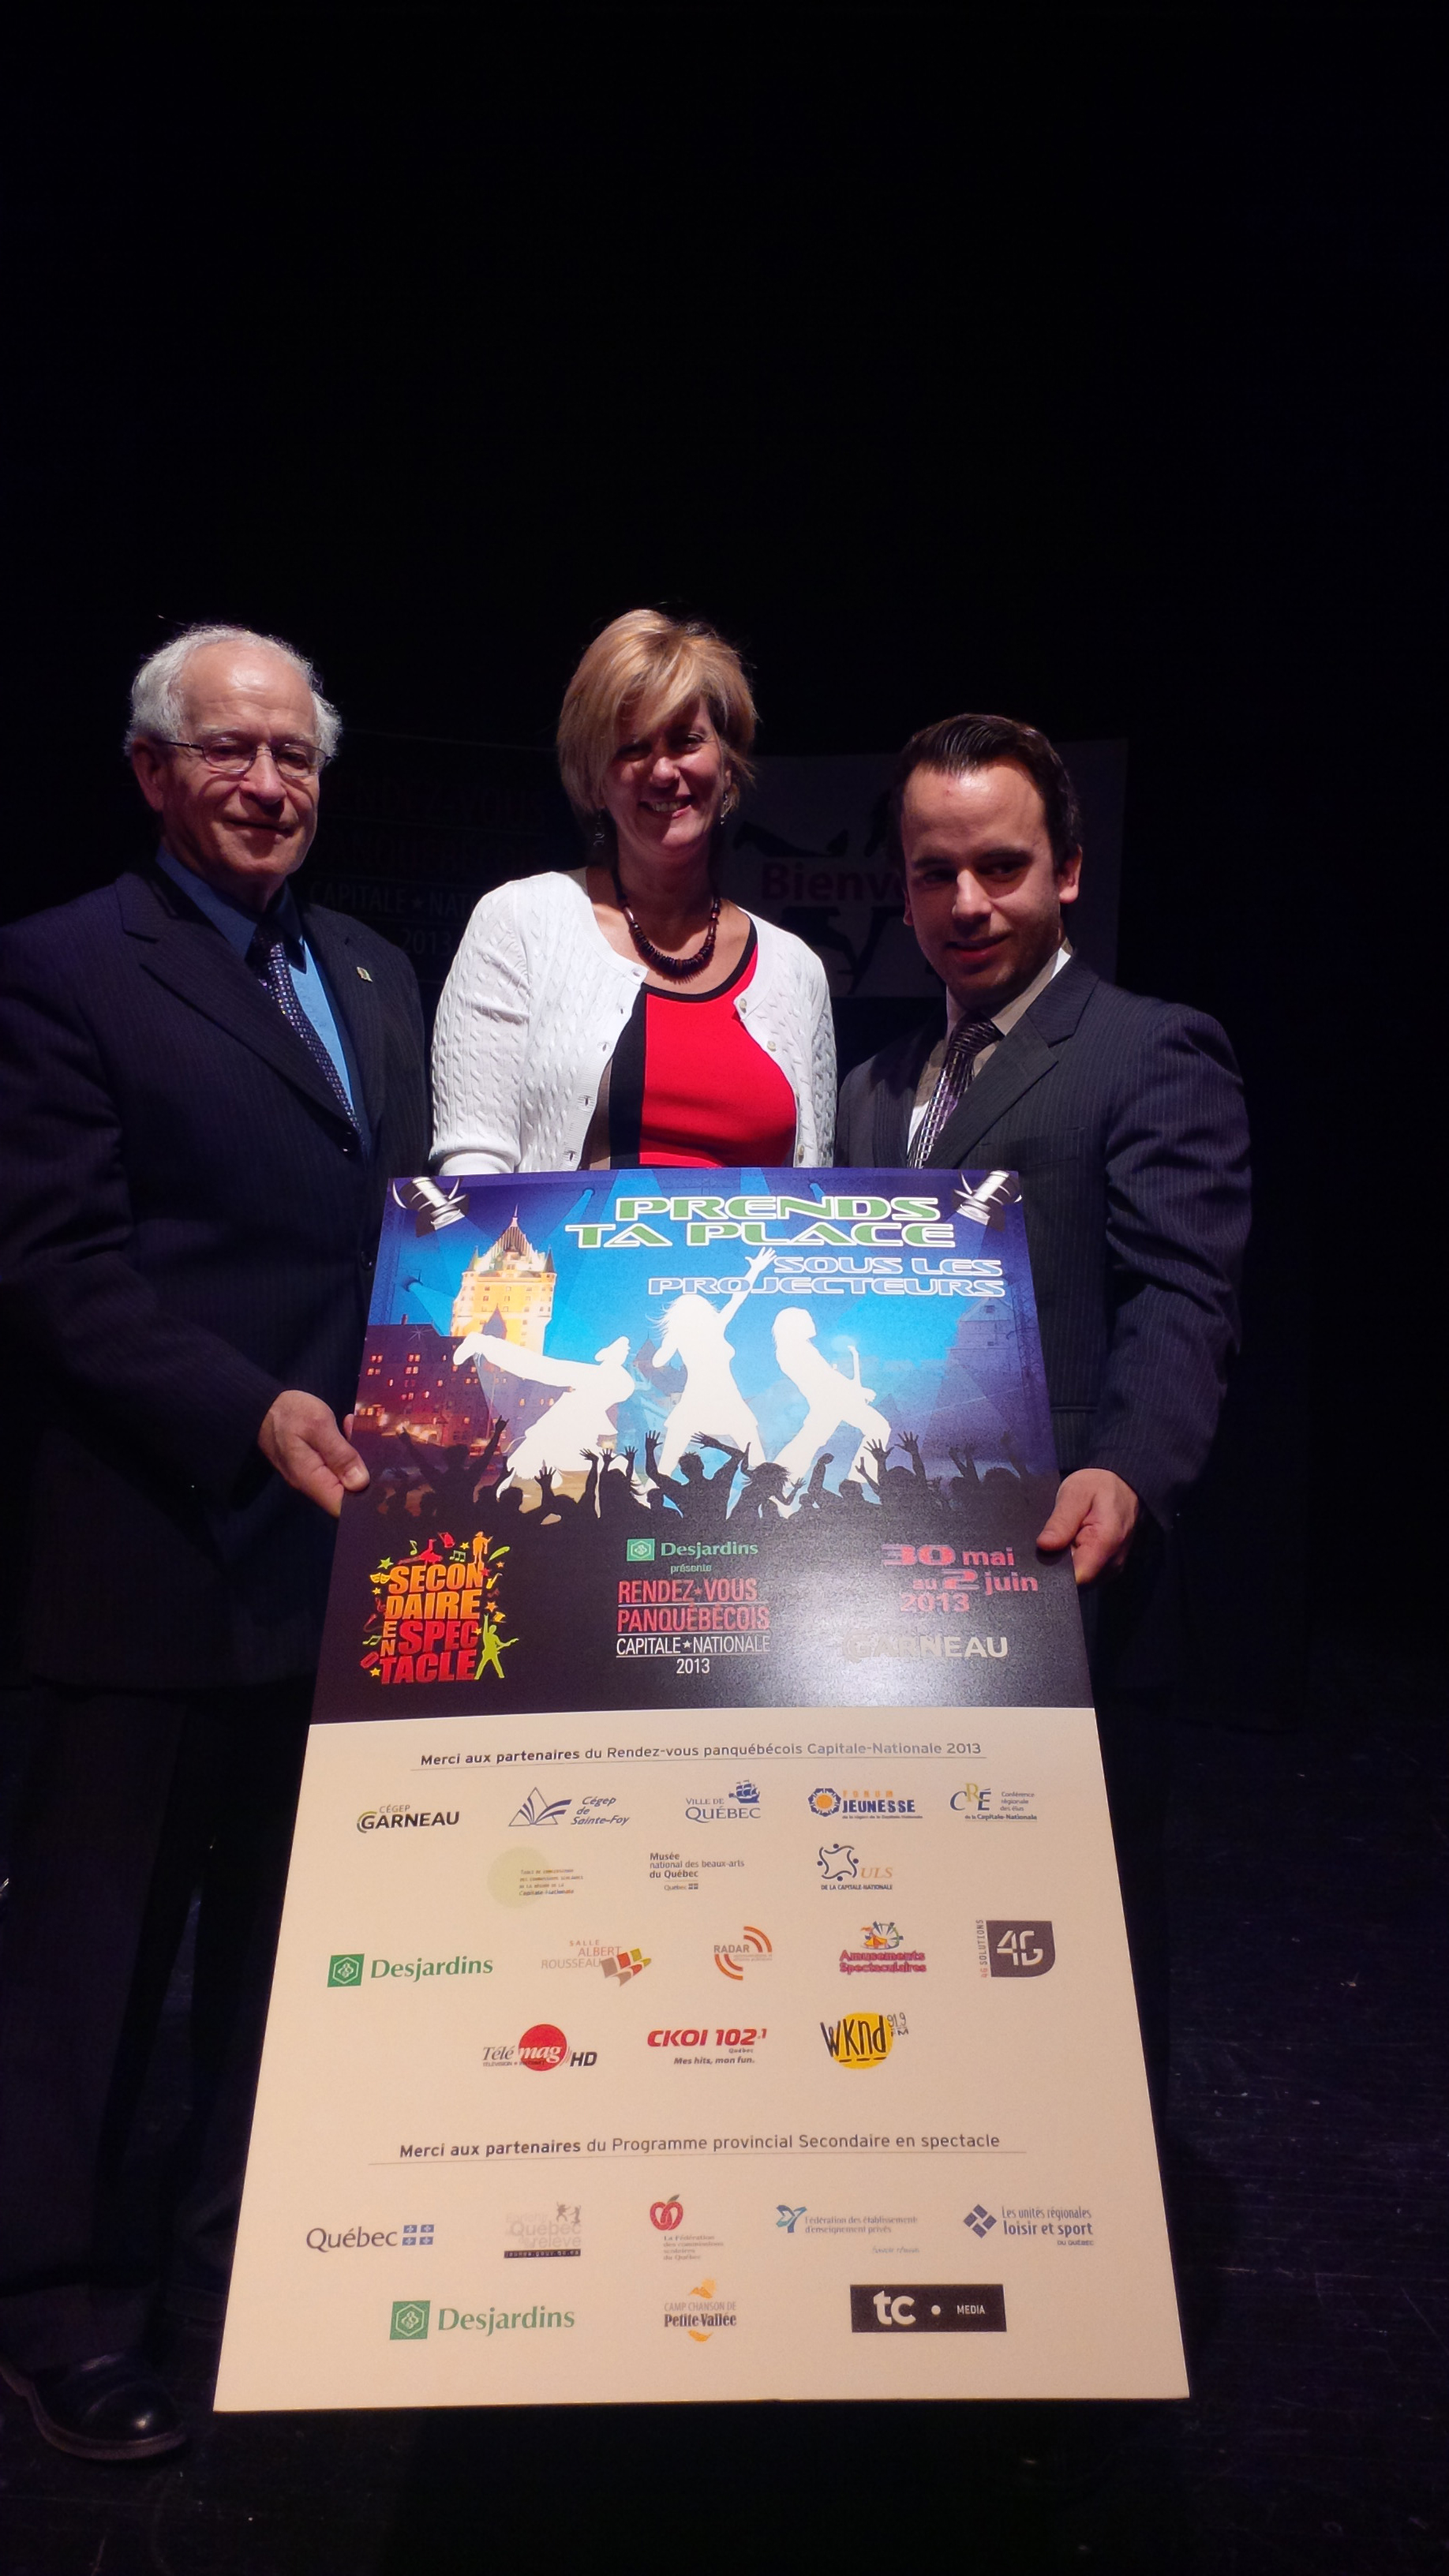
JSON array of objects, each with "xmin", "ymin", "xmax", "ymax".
[{"xmin": 356, "ymin": 965, "xmax": 373, "ymax": 981}]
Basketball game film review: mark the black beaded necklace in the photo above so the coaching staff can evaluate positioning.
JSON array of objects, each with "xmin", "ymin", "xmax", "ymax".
[{"xmin": 610, "ymin": 867, "xmax": 722, "ymax": 983}]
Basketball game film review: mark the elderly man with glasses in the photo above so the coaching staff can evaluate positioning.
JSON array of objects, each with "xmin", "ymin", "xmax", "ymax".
[{"xmin": 0, "ymin": 625, "xmax": 428, "ymax": 2458}]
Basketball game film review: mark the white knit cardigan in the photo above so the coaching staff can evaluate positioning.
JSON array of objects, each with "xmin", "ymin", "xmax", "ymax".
[{"xmin": 432, "ymin": 868, "xmax": 836, "ymax": 1173}]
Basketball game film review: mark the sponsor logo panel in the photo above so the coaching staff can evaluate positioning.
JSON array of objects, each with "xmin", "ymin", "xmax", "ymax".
[{"xmin": 979, "ymin": 1920, "xmax": 1056, "ymax": 1978}]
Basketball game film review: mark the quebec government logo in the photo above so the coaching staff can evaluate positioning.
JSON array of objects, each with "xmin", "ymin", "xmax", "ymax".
[
  {"xmin": 390, "ymin": 2298, "xmax": 430, "ymax": 2340},
  {"xmin": 819, "ymin": 2009, "xmax": 904, "ymax": 2069},
  {"xmin": 714, "ymin": 1925, "xmax": 772, "ymax": 1980},
  {"xmin": 308, "ymin": 2222, "xmax": 433, "ymax": 2252},
  {"xmin": 980, "ymin": 1920, "xmax": 1055, "ymax": 1977},
  {"xmin": 849, "ymin": 2283, "xmax": 1006, "ymax": 2334}
]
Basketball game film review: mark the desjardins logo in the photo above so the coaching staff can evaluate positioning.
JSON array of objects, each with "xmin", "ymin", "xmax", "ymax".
[
  {"xmin": 328, "ymin": 1953, "xmax": 364, "ymax": 1988},
  {"xmin": 390, "ymin": 2299, "xmax": 430, "ymax": 2340}
]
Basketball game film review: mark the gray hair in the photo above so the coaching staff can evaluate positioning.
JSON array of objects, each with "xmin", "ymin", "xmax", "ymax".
[{"xmin": 125, "ymin": 623, "xmax": 341, "ymax": 759}]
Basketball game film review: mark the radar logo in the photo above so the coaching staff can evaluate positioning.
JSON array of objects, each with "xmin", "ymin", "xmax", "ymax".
[{"xmin": 714, "ymin": 1926, "xmax": 772, "ymax": 1980}]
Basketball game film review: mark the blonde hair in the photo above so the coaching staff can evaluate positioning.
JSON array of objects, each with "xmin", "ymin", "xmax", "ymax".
[{"xmin": 556, "ymin": 609, "xmax": 757, "ymax": 827}]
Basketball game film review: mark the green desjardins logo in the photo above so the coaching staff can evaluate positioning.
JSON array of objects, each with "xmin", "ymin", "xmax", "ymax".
[
  {"xmin": 390, "ymin": 2299, "xmax": 430, "ymax": 2341},
  {"xmin": 625, "ymin": 1537, "xmax": 655, "ymax": 1563},
  {"xmin": 328, "ymin": 1953, "xmax": 365, "ymax": 1988}
]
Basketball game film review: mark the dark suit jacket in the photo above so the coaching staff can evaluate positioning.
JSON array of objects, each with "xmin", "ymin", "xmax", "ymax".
[
  {"xmin": 837, "ymin": 959, "xmax": 1250, "ymax": 1533},
  {"xmin": 0, "ymin": 863, "xmax": 429, "ymax": 1688}
]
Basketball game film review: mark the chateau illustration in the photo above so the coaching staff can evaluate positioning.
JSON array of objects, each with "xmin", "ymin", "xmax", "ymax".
[{"xmin": 450, "ymin": 1214, "xmax": 556, "ymax": 1350}]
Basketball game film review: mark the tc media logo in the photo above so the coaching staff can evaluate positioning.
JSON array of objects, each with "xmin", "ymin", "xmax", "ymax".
[
  {"xmin": 328, "ymin": 1953, "xmax": 364, "ymax": 1988},
  {"xmin": 389, "ymin": 2298, "xmax": 431, "ymax": 2341},
  {"xmin": 714, "ymin": 1925, "xmax": 772, "ymax": 1980},
  {"xmin": 982, "ymin": 1920, "xmax": 1056, "ymax": 1977},
  {"xmin": 849, "ymin": 2283, "xmax": 1006, "ymax": 2334}
]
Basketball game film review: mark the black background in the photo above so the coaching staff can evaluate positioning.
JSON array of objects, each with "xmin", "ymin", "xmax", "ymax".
[{"xmin": 7, "ymin": 9, "xmax": 1440, "ymax": 1649}]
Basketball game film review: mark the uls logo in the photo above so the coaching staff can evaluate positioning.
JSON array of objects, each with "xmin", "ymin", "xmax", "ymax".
[
  {"xmin": 820, "ymin": 2010, "xmax": 893, "ymax": 2069},
  {"xmin": 650, "ymin": 2195, "xmax": 684, "ymax": 2232},
  {"xmin": 714, "ymin": 1925, "xmax": 771, "ymax": 1980}
]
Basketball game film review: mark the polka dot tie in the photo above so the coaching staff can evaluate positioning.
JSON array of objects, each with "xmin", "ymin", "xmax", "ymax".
[{"xmin": 248, "ymin": 919, "xmax": 356, "ymax": 1125}]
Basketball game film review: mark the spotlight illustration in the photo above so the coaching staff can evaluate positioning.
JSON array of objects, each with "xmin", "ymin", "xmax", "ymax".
[{"xmin": 391, "ymin": 1175, "xmax": 469, "ymax": 1234}]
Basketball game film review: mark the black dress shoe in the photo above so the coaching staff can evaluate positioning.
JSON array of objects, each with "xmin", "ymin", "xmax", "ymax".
[{"xmin": 0, "ymin": 2350, "xmax": 187, "ymax": 2460}]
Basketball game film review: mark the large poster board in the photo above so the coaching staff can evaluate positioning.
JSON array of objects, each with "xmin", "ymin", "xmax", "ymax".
[{"xmin": 215, "ymin": 1171, "xmax": 1185, "ymax": 2409}]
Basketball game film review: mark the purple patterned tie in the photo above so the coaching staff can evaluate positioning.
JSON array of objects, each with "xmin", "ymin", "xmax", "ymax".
[
  {"xmin": 249, "ymin": 919, "xmax": 356, "ymax": 1125},
  {"xmin": 909, "ymin": 1016, "xmax": 1000, "ymax": 1166}
]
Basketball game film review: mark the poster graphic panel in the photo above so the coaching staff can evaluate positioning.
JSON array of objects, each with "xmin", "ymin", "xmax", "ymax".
[{"xmin": 316, "ymin": 1169, "xmax": 1091, "ymax": 1721}]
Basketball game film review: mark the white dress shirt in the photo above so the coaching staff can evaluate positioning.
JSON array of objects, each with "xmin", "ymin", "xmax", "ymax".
[{"xmin": 905, "ymin": 938, "xmax": 1073, "ymax": 1151}]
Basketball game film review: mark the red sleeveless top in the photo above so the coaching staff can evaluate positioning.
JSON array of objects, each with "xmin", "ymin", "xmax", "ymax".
[{"xmin": 606, "ymin": 926, "xmax": 798, "ymax": 1167}]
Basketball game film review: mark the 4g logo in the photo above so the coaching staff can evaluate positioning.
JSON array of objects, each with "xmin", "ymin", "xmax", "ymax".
[{"xmin": 980, "ymin": 1921, "xmax": 1056, "ymax": 1979}]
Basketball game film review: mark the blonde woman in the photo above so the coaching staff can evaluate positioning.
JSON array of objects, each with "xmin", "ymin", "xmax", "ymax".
[{"xmin": 431, "ymin": 611, "xmax": 835, "ymax": 1172}]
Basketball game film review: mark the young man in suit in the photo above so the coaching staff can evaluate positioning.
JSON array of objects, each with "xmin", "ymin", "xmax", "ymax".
[
  {"xmin": 837, "ymin": 713, "xmax": 1251, "ymax": 2104},
  {"xmin": 0, "ymin": 627, "xmax": 429, "ymax": 2458}
]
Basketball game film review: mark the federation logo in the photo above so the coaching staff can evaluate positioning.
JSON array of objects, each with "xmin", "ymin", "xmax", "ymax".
[
  {"xmin": 327, "ymin": 1953, "xmax": 364, "ymax": 1988},
  {"xmin": 389, "ymin": 2299, "xmax": 430, "ymax": 2340},
  {"xmin": 650, "ymin": 2196, "xmax": 684, "ymax": 2232},
  {"xmin": 713, "ymin": 1925, "xmax": 772, "ymax": 1979},
  {"xmin": 776, "ymin": 2206, "xmax": 806, "ymax": 2233}
]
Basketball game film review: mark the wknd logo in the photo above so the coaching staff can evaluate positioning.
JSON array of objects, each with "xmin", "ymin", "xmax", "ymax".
[
  {"xmin": 601, "ymin": 1947, "xmax": 650, "ymax": 1986},
  {"xmin": 821, "ymin": 2010, "xmax": 893, "ymax": 2070},
  {"xmin": 714, "ymin": 1925, "xmax": 772, "ymax": 1980},
  {"xmin": 626, "ymin": 1537, "xmax": 656, "ymax": 1562},
  {"xmin": 328, "ymin": 1953, "xmax": 365, "ymax": 1988},
  {"xmin": 511, "ymin": 1787, "xmax": 572, "ymax": 1829},
  {"xmin": 964, "ymin": 2204, "xmax": 998, "ymax": 2239},
  {"xmin": 984, "ymin": 1920, "xmax": 1056, "ymax": 1978},
  {"xmin": 849, "ymin": 2283, "xmax": 1007, "ymax": 2334},
  {"xmin": 389, "ymin": 2299, "xmax": 431, "ymax": 2340}
]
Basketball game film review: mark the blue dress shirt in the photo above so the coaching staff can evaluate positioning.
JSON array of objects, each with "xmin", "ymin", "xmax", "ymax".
[{"xmin": 155, "ymin": 847, "xmax": 358, "ymax": 1117}]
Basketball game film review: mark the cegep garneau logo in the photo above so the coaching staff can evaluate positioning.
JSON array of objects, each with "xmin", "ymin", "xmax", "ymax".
[
  {"xmin": 807, "ymin": 1787, "xmax": 918, "ymax": 1819},
  {"xmin": 850, "ymin": 2284, "xmax": 1006, "ymax": 2334},
  {"xmin": 357, "ymin": 1803, "xmax": 459, "ymax": 1833},
  {"xmin": 328, "ymin": 1951, "xmax": 491, "ymax": 1986}
]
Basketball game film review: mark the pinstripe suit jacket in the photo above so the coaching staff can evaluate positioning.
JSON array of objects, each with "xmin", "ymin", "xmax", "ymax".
[
  {"xmin": 836, "ymin": 958, "xmax": 1250, "ymax": 1531},
  {"xmin": 0, "ymin": 863, "xmax": 429, "ymax": 1688}
]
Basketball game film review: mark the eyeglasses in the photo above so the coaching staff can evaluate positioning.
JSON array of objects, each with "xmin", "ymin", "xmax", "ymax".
[{"xmin": 160, "ymin": 736, "xmax": 326, "ymax": 779}]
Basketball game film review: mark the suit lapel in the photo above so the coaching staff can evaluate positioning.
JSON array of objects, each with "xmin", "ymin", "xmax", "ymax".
[
  {"xmin": 304, "ymin": 904, "xmax": 387, "ymax": 1136},
  {"xmin": 871, "ymin": 1020, "xmax": 938, "ymax": 1166},
  {"xmin": 120, "ymin": 869, "xmax": 355, "ymax": 1126},
  {"xmin": 930, "ymin": 958, "xmax": 1099, "ymax": 1167}
]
